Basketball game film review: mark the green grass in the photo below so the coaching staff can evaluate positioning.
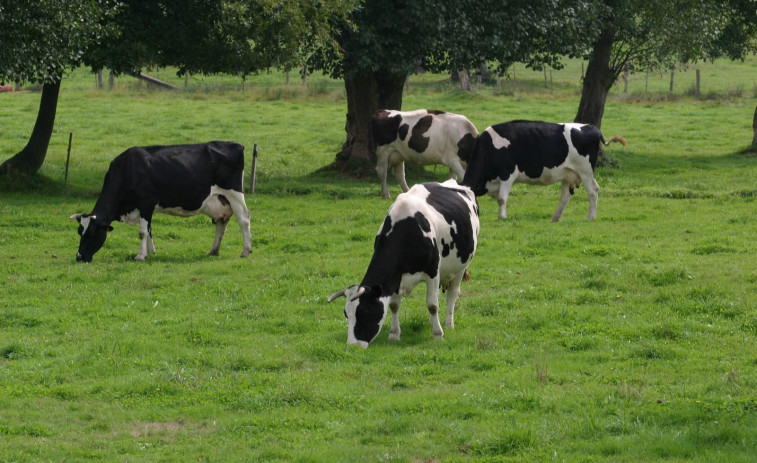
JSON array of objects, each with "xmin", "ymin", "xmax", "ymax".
[{"xmin": 1, "ymin": 58, "xmax": 757, "ymax": 462}]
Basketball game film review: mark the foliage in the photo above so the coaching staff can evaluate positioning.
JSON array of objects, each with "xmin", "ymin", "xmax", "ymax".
[
  {"xmin": 0, "ymin": 0, "xmax": 121, "ymax": 85},
  {"xmin": 88, "ymin": 0, "xmax": 358, "ymax": 78}
]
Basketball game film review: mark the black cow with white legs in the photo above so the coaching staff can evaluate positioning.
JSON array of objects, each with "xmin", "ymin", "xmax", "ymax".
[
  {"xmin": 372, "ymin": 109, "xmax": 479, "ymax": 199},
  {"xmin": 328, "ymin": 180, "xmax": 480, "ymax": 348},
  {"xmin": 71, "ymin": 141, "xmax": 252, "ymax": 262},
  {"xmin": 462, "ymin": 120, "xmax": 626, "ymax": 221}
]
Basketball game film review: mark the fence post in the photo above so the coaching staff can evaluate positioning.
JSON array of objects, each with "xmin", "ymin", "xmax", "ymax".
[
  {"xmin": 64, "ymin": 132, "xmax": 73, "ymax": 183},
  {"xmin": 695, "ymin": 68, "xmax": 701, "ymax": 96},
  {"xmin": 250, "ymin": 144, "xmax": 258, "ymax": 194}
]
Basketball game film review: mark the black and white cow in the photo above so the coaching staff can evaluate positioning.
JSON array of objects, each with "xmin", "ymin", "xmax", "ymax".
[
  {"xmin": 328, "ymin": 180, "xmax": 479, "ymax": 348},
  {"xmin": 462, "ymin": 120, "xmax": 626, "ymax": 221},
  {"xmin": 372, "ymin": 109, "xmax": 479, "ymax": 199},
  {"xmin": 71, "ymin": 141, "xmax": 252, "ymax": 262}
]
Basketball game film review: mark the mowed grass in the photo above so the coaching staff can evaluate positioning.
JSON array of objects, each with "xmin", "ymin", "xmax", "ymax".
[{"xmin": 1, "ymin": 58, "xmax": 757, "ymax": 462}]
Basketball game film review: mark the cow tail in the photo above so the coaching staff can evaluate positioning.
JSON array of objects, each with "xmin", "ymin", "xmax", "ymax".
[{"xmin": 601, "ymin": 135, "xmax": 627, "ymax": 146}]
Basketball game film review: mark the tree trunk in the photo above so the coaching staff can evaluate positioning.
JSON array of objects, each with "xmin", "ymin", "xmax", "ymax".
[
  {"xmin": 0, "ymin": 79, "xmax": 61, "ymax": 175},
  {"xmin": 458, "ymin": 69, "xmax": 471, "ymax": 92},
  {"xmin": 574, "ymin": 29, "xmax": 617, "ymax": 128},
  {"xmin": 337, "ymin": 73, "xmax": 405, "ymax": 164},
  {"xmin": 752, "ymin": 105, "xmax": 757, "ymax": 146}
]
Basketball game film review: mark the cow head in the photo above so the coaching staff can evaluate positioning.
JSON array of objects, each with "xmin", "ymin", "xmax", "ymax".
[
  {"xmin": 70, "ymin": 213, "xmax": 112, "ymax": 262},
  {"xmin": 328, "ymin": 285, "xmax": 388, "ymax": 348}
]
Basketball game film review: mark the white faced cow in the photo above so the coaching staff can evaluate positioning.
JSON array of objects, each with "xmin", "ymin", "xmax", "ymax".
[
  {"xmin": 462, "ymin": 120, "xmax": 626, "ymax": 221},
  {"xmin": 372, "ymin": 109, "xmax": 479, "ymax": 199},
  {"xmin": 71, "ymin": 141, "xmax": 252, "ymax": 262},
  {"xmin": 328, "ymin": 180, "xmax": 480, "ymax": 348}
]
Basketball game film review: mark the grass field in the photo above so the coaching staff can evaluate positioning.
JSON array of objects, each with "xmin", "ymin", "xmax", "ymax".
[{"xmin": 1, "ymin": 57, "xmax": 757, "ymax": 462}]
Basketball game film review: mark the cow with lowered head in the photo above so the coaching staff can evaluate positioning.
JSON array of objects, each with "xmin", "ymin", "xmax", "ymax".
[
  {"xmin": 462, "ymin": 120, "xmax": 626, "ymax": 221},
  {"xmin": 71, "ymin": 141, "xmax": 252, "ymax": 262},
  {"xmin": 372, "ymin": 109, "xmax": 479, "ymax": 199},
  {"xmin": 328, "ymin": 180, "xmax": 480, "ymax": 348}
]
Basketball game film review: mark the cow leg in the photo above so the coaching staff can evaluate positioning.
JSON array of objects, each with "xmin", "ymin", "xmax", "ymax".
[
  {"xmin": 497, "ymin": 177, "xmax": 516, "ymax": 220},
  {"xmin": 376, "ymin": 150, "xmax": 392, "ymax": 199},
  {"xmin": 444, "ymin": 270, "xmax": 466, "ymax": 329},
  {"xmin": 582, "ymin": 175, "xmax": 600, "ymax": 221},
  {"xmin": 393, "ymin": 161, "xmax": 410, "ymax": 193},
  {"xmin": 552, "ymin": 180, "xmax": 574, "ymax": 222},
  {"xmin": 448, "ymin": 160, "xmax": 466, "ymax": 182},
  {"xmin": 388, "ymin": 296, "xmax": 402, "ymax": 341},
  {"xmin": 223, "ymin": 190, "xmax": 252, "ymax": 257},
  {"xmin": 426, "ymin": 277, "xmax": 444, "ymax": 339},
  {"xmin": 208, "ymin": 218, "xmax": 229, "ymax": 256},
  {"xmin": 136, "ymin": 217, "xmax": 153, "ymax": 261}
]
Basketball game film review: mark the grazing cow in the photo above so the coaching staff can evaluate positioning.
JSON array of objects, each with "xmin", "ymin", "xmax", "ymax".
[
  {"xmin": 0, "ymin": 85, "xmax": 13, "ymax": 92},
  {"xmin": 328, "ymin": 180, "xmax": 479, "ymax": 348},
  {"xmin": 462, "ymin": 120, "xmax": 626, "ymax": 221},
  {"xmin": 372, "ymin": 109, "xmax": 479, "ymax": 199},
  {"xmin": 71, "ymin": 141, "xmax": 252, "ymax": 262}
]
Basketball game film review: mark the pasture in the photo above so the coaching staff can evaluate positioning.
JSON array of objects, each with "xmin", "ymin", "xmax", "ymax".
[{"xmin": 1, "ymin": 59, "xmax": 757, "ymax": 462}]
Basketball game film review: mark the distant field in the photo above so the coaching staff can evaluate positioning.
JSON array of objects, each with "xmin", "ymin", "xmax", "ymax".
[{"xmin": 1, "ymin": 57, "xmax": 756, "ymax": 462}]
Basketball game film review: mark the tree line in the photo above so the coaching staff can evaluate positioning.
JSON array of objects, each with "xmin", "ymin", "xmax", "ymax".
[{"xmin": 1, "ymin": 0, "xmax": 755, "ymax": 176}]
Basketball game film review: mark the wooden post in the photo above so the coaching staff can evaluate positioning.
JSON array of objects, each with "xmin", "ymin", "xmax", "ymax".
[
  {"xmin": 97, "ymin": 70, "xmax": 104, "ymax": 89},
  {"xmin": 64, "ymin": 132, "xmax": 73, "ymax": 183},
  {"xmin": 623, "ymin": 66, "xmax": 629, "ymax": 94},
  {"xmin": 108, "ymin": 71, "xmax": 115, "ymax": 90},
  {"xmin": 752, "ymin": 105, "xmax": 757, "ymax": 146},
  {"xmin": 669, "ymin": 67, "xmax": 675, "ymax": 92},
  {"xmin": 184, "ymin": 71, "xmax": 189, "ymax": 89},
  {"xmin": 543, "ymin": 68, "xmax": 548, "ymax": 88},
  {"xmin": 645, "ymin": 71, "xmax": 649, "ymax": 92},
  {"xmin": 250, "ymin": 144, "xmax": 258, "ymax": 194}
]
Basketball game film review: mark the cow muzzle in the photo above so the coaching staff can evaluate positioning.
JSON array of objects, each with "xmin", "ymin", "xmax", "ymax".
[{"xmin": 76, "ymin": 252, "xmax": 91, "ymax": 263}]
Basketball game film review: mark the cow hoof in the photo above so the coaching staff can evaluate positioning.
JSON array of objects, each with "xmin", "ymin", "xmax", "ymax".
[
  {"xmin": 433, "ymin": 331, "xmax": 444, "ymax": 340},
  {"xmin": 388, "ymin": 332, "xmax": 401, "ymax": 341},
  {"xmin": 240, "ymin": 249, "xmax": 251, "ymax": 258},
  {"xmin": 134, "ymin": 255, "xmax": 146, "ymax": 262},
  {"xmin": 207, "ymin": 250, "xmax": 220, "ymax": 256}
]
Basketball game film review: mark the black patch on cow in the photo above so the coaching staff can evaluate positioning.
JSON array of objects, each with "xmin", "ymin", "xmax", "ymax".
[
  {"xmin": 398, "ymin": 123, "xmax": 410, "ymax": 141},
  {"xmin": 353, "ymin": 286, "xmax": 385, "ymax": 343},
  {"xmin": 569, "ymin": 124, "xmax": 602, "ymax": 169},
  {"xmin": 427, "ymin": 109, "xmax": 446, "ymax": 115},
  {"xmin": 363, "ymin": 212, "xmax": 439, "ymax": 296},
  {"xmin": 422, "ymin": 183, "xmax": 476, "ymax": 264},
  {"xmin": 456, "ymin": 133, "xmax": 477, "ymax": 163},
  {"xmin": 408, "ymin": 115, "xmax": 433, "ymax": 153},
  {"xmin": 441, "ymin": 238, "xmax": 450, "ymax": 257},
  {"xmin": 372, "ymin": 110, "xmax": 403, "ymax": 147}
]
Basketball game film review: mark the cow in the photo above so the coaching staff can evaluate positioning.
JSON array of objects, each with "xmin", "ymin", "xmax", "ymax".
[
  {"xmin": 372, "ymin": 109, "xmax": 479, "ymax": 199},
  {"xmin": 71, "ymin": 141, "xmax": 252, "ymax": 262},
  {"xmin": 461, "ymin": 120, "xmax": 626, "ymax": 222},
  {"xmin": 328, "ymin": 180, "xmax": 479, "ymax": 348}
]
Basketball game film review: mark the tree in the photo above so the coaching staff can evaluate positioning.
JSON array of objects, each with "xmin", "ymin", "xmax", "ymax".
[
  {"xmin": 0, "ymin": 0, "xmax": 120, "ymax": 175},
  {"xmin": 574, "ymin": 0, "xmax": 757, "ymax": 128},
  {"xmin": 309, "ymin": 0, "xmax": 597, "ymax": 167}
]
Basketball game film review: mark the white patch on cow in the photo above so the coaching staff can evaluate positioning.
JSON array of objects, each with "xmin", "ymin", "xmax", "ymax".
[
  {"xmin": 79, "ymin": 215, "xmax": 93, "ymax": 236},
  {"xmin": 485, "ymin": 126, "xmax": 511, "ymax": 149},
  {"xmin": 561, "ymin": 123, "xmax": 584, "ymax": 154},
  {"xmin": 120, "ymin": 209, "xmax": 141, "ymax": 225}
]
